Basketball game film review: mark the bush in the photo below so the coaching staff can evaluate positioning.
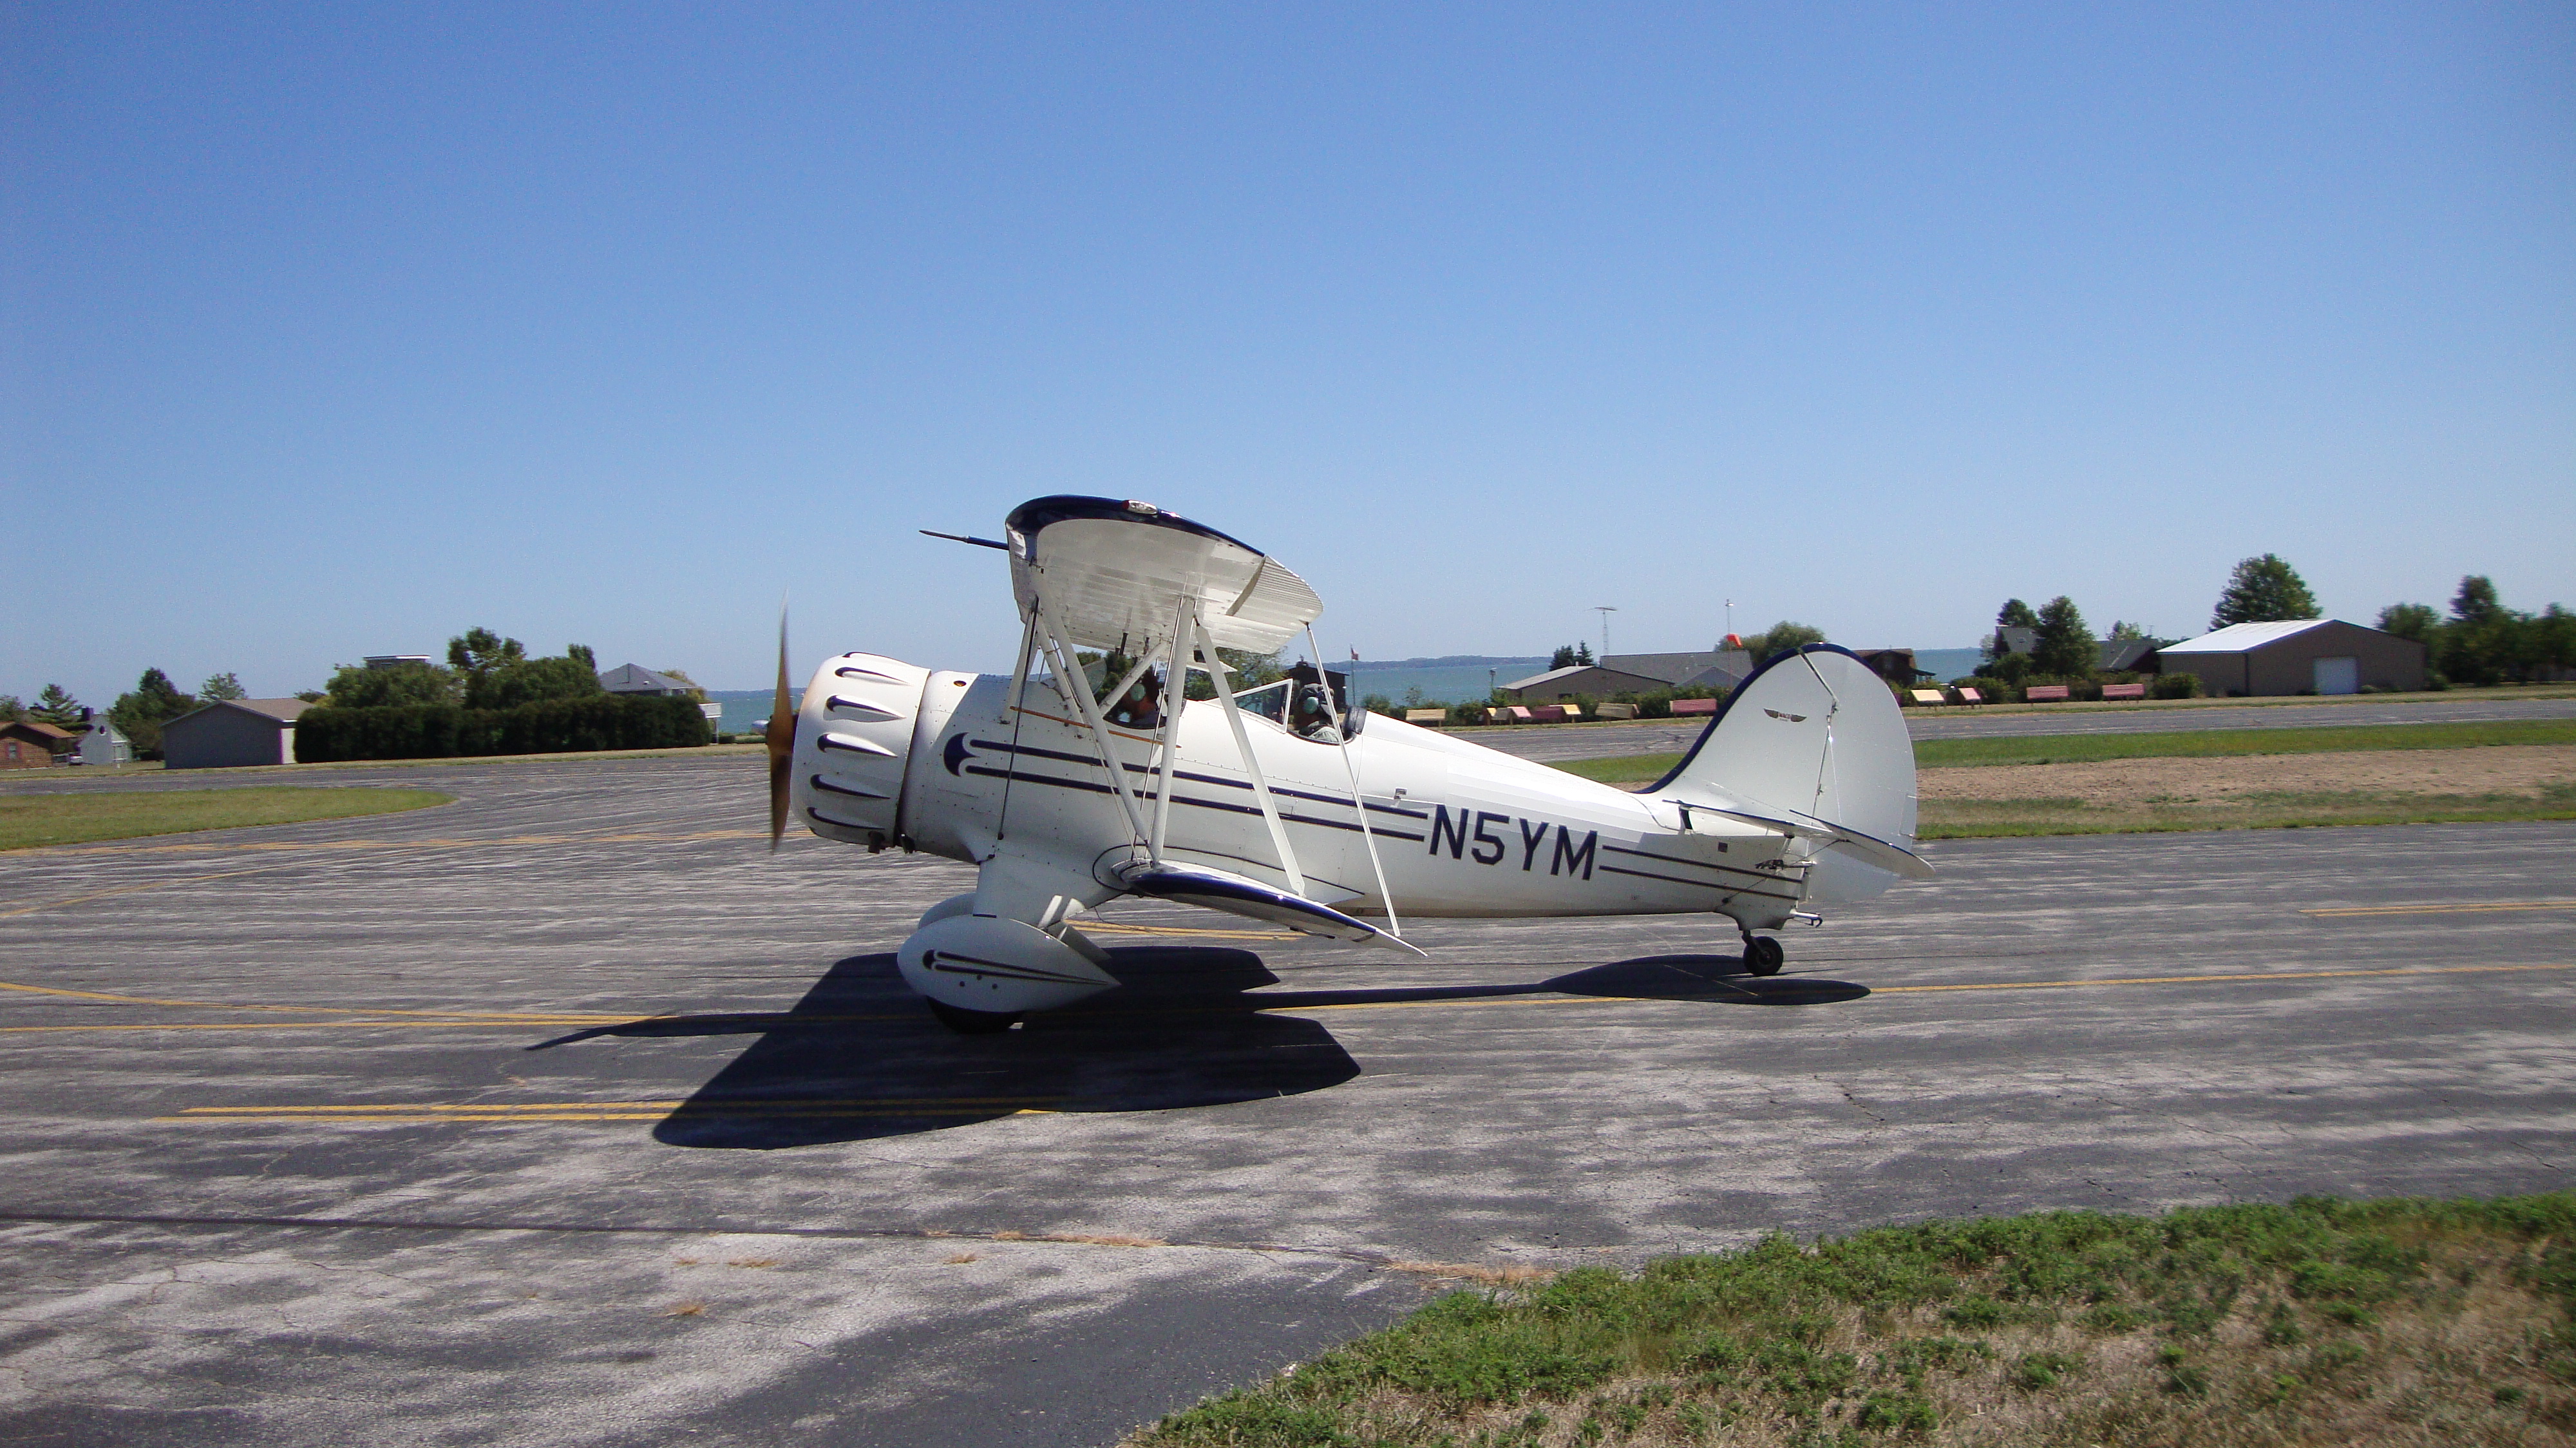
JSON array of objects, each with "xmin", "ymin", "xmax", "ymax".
[
  {"xmin": 2148, "ymin": 672, "xmax": 2202, "ymax": 700},
  {"xmin": 296, "ymin": 695, "xmax": 710, "ymax": 763}
]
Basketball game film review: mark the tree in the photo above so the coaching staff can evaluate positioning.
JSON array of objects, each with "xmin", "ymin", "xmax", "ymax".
[
  {"xmin": 1985, "ymin": 599, "xmax": 2039, "ymax": 664},
  {"xmin": 2107, "ymin": 620, "xmax": 2150, "ymax": 642},
  {"xmin": 2376, "ymin": 602, "xmax": 2440, "ymax": 644},
  {"xmin": 478, "ymin": 652, "xmax": 605, "ymax": 709},
  {"xmin": 655, "ymin": 667, "xmax": 709, "ymax": 702},
  {"xmin": 2031, "ymin": 596, "xmax": 2096, "ymax": 678},
  {"xmin": 446, "ymin": 627, "xmax": 527, "ymax": 701},
  {"xmin": 198, "ymin": 672, "xmax": 245, "ymax": 701},
  {"xmin": 1180, "ymin": 647, "xmax": 1283, "ymax": 700},
  {"xmin": 324, "ymin": 660, "xmax": 457, "ymax": 708},
  {"xmin": 2450, "ymin": 575, "xmax": 2504, "ymax": 626},
  {"xmin": 109, "ymin": 669, "xmax": 195, "ymax": 758},
  {"xmin": 1550, "ymin": 644, "xmax": 1582, "ymax": 669},
  {"xmin": 1739, "ymin": 622, "xmax": 1826, "ymax": 664},
  {"xmin": 2438, "ymin": 575, "xmax": 2525, "ymax": 685},
  {"xmin": 32, "ymin": 685, "xmax": 81, "ymax": 727},
  {"xmin": 2211, "ymin": 554, "xmax": 2318, "ymax": 628},
  {"xmin": 0, "ymin": 695, "xmax": 21, "ymax": 724}
]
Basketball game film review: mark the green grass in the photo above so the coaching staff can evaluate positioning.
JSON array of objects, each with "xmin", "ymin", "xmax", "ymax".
[
  {"xmin": 1552, "ymin": 719, "xmax": 2576, "ymax": 786},
  {"xmin": 0, "ymin": 786, "xmax": 453, "ymax": 850},
  {"xmin": 1129, "ymin": 1192, "xmax": 2576, "ymax": 1448},
  {"xmin": 1918, "ymin": 785, "xmax": 2576, "ymax": 839}
]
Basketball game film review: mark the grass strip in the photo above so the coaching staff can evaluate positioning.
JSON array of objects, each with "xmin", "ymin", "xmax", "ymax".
[
  {"xmin": 0, "ymin": 786, "xmax": 452, "ymax": 850},
  {"xmin": 1917, "ymin": 786, "xmax": 2576, "ymax": 839},
  {"xmin": 1130, "ymin": 1192, "xmax": 2576, "ymax": 1447},
  {"xmin": 1551, "ymin": 719, "xmax": 2576, "ymax": 786}
]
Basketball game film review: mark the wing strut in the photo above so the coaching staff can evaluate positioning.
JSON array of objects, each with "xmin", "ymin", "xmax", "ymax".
[
  {"xmin": 1309, "ymin": 624, "xmax": 1401, "ymax": 938},
  {"xmin": 1033, "ymin": 598, "xmax": 1152, "ymax": 848},
  {"xmin": 1190, "ymin": 611, "xmax": 1307, "ymax": 898},
  {"xmin": 1146, "ymin": 600, "xmax": 1194, "ymax": 862}
]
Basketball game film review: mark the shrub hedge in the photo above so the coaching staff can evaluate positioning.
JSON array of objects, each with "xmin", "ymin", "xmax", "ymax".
[{"xmin": 295, "ymin": 695, "xmax": 710, "ymax": 762}]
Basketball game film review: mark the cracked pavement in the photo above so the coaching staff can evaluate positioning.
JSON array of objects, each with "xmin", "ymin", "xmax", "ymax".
[{"xmin": 2, "ymin": 755, "xmax": 2571, "ymax": 1445}]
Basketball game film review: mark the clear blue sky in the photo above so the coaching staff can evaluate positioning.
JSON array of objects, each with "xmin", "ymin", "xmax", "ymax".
[{"xmin": 6, "ymin": 2, "xmax": 2570, "ymax": 706}]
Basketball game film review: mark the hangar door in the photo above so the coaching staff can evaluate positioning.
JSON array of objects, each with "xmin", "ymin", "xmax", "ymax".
[{"xmin": 2313, "ymin": 656, "xmax": 2360, "ymax": 695}]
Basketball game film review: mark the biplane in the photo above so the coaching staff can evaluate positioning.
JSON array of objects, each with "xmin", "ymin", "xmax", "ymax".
[{"xmin": 766, "ymin": 496, "xmax": 1929, "ymax": 1033}]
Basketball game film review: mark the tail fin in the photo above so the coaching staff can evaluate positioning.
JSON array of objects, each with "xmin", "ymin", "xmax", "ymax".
[{"xmin": 1643, "ymin": 645, "xmax": 1926, "ymax": 879}]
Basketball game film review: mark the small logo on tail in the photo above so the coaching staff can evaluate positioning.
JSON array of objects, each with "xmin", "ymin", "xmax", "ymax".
[{"xmin": 1764, "ymin": 709, "xmax": 1808, "ymax": 723}]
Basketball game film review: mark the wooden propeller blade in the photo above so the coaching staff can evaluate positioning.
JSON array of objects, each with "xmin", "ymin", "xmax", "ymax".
[{"xmin": 766, "ymin": 602, "xmax": 794, "ymax": 850}]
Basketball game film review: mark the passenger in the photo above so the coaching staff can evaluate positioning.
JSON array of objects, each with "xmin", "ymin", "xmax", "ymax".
[{"xmin": 1109, "ymin": 671, "xmax": 1161, "ymax": 730}]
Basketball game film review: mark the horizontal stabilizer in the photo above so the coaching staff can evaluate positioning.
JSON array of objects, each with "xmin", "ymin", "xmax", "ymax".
[
  {"xmin": 1116, "ymin": 860, "xmax": 1426, "ymax": 955},
  {"xmin": 1683, "ymin": 802, "xmax": 1936, "ymax": 881}
]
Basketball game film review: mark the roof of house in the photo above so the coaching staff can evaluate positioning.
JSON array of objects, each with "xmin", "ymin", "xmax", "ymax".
[
  {"xmin": 2157, "ymin": 620, "xmax": 2337, "ymax": 654},
  {"xmin": 2099, "ymin": 639, "xmax": 2159, "ymax": 672},
  {"xmin": 1499, "ymin": 663, "xmax": 1672, "ymax": 692},
  {"xmin": 598, "ymin": 663, "xmax": 692, "ymax": 694},
  {"xmin": 3, "ymin": 719, "xmax": 77, "ymax": 741},
  {"xmin": 1602, "ymin": 651, "xmax": 1753, "ymax": 685},
  {"xmin": 171, "ymin": 698, "xmax": 314, "ymax": 727}
]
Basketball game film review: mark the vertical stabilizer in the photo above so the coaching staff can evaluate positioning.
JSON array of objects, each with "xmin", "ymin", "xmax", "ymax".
[{"xmin": 1643, "ymin": 645, "xmax": 1926, "ymax": 878}]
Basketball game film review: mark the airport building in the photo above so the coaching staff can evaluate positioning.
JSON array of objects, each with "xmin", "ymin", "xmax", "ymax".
[
  {"xmin": 161, "ymin": 698, "xmax": 312, "ymax": 769},
  {"xmin": 2151, "ymin": 619, "xmax": 2425, "ymax": 697}
]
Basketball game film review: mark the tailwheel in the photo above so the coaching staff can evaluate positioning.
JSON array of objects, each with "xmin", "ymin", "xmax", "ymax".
[
  {"xmin": 1743, "ymin": 936, "xmax": 1785, "ymax": 977},
  {"xmin": 927, "ymin": 1000, "xmax": 1021, "ymax": 1034}
]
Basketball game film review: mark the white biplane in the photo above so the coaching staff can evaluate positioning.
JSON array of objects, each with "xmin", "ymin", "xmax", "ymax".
[{"xmin": 767, "ymin": 496, "xmax": 1929, "ymax": 1033}]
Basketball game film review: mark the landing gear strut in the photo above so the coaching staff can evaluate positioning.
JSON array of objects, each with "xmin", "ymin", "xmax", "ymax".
[
  {"xmin": 927, "ymin": 1000, "xmax": 1021, "ymax": 1034},
  {"xmin": 1741, "ymin": 935, "xmax": 1785, "ymax": 977}
]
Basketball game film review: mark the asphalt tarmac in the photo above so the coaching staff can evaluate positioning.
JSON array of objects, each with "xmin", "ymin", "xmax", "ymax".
[
  {"xmin": 1471, "ymin": 692, "xmax": 2576, "ymax": 763},
  {"xmin": 3, "ymin": 755, "xmax": 2571, "ymax": 1447}
]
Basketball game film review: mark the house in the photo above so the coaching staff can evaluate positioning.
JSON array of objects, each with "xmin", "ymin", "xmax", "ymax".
[
  {"xmin": 161, "ymin": 698, "xmax": 314, "ymax": 769},
  {"xmin": 598, "ymin": 664, "xmax": 723, "ymax": 728},
  {"xmin": 2150, "ymin": 620, "xmax": 2425, "ymax": 697},
  {"xmin": 1604, "ymin": 651, "xmax": 1755, "ymax": 692},
  {"xmin": 76, "ymin": 715, "xmax": 132, "ymax": 767},
  {"xmin": 598, "ymin": 664, "xmax": 696, "ymax": 697},
  {"xmin": 1848, "ymin": 649, "xmax": 1932, "ymax": 685},
  {"xmin": 1, "ymin": 719, "xmax": 76, "ymax": 769}
]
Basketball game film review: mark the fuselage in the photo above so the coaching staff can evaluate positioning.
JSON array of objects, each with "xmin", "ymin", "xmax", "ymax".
[{"xmin": 880, "ymin": 671, "xmax": 1815, "ymax": 929}]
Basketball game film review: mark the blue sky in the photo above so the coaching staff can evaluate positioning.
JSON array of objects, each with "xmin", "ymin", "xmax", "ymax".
[{"xmin": 6, "ymin": 2, "xmax": 2570, "ymax": 706}]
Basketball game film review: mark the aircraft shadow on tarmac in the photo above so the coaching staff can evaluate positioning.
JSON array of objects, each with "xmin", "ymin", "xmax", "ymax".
[{"xmin": 527, "ymin": 946, "xmax": 1866, "ymax": 1149}]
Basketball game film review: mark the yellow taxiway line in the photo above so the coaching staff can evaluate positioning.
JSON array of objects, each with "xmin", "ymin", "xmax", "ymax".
[{"xmin": 2298, "ymin": 900, "xmax": 2576, "ymax": 918}]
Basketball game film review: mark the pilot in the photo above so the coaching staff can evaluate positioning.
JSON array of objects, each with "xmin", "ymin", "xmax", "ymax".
[{"xmin": 1287, "ymin": 677, "xmax": 1341, "ymax": 744}]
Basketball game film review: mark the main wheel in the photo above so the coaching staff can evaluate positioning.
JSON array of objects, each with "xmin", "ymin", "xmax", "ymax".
[
  {"xmin": 927, "ymin": 999, "xmax": 1021, "ymax": 1034},
  {"xmin": 1743, "ymin": 936, "xmax": 1785, "ymax": 976}
]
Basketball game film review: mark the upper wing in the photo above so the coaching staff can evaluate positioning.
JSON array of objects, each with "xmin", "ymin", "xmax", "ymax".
[{"xmin": 1003, "ymin": 497, "xmax": 1321, "ymax": 654}]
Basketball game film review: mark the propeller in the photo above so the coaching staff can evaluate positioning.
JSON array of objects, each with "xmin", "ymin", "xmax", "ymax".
[{"xmin": 766, "ymin": 599, "xmax": 795, "ymax": 850}]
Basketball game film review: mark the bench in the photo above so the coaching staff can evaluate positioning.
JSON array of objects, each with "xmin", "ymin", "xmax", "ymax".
[
  {"xmin": 1593, "ymin": 701, "xmax": 1638, "ymax": 720},
  {"xmin": 1670, "ymin": 697, "xmax": 1719, "ymax": 716},
  {"xmin": 1908, "ymin": 689, "xmax": 1947, "ymax": 706},
  {"xmin": 2099, "ymin": 682, "xmax": 2146, "ymax": 700},
  {"xmin": 2024, "ymin": 685, "xmax": 2070, "ymax": 702},
  {"xmin": 1403, "ymin": 709, "xmax": 1447, "ymax": 725}
]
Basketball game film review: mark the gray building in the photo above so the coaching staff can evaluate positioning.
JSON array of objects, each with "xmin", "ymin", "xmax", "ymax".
[
  {"xmin": 2151, "ymin": 620, "xmax": 2425, "ymax": 697},
  {"xmin": 1499, "ymin": 664, "xmax": 1672, "ymax": 704},
  {"xmin": 161, "ymin": 698, "xmax": 312, "ymax": 770}
]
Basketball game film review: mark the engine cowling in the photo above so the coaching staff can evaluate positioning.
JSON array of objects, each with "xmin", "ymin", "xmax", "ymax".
[{"xmin": 790, "ymin": 653, "xmax": 931, "ymax": 849}]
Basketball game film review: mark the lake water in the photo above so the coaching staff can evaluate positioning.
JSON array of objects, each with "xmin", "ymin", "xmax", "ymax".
[{"xmin": 714, "ymin": 648, "xmax": 1986, "ymax": 730}]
